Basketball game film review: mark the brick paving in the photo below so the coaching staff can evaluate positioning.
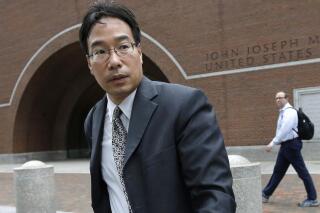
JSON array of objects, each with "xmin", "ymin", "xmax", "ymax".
[
  {"xmin": 261, "ymin": 175, "xmax": 320, "ymax": 213},
  {"xmin": 1, "ymin": 173, "xmax": 320, "ymax": 212},
  {"xmin": 0, "ymin": 173, "xmax": 93, "ymax": 213}
]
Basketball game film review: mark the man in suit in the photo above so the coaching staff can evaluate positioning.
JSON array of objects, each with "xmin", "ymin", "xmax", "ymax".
[{"xmin": 80, "ymin": 2, "xmax": 235, "ymax": 213}]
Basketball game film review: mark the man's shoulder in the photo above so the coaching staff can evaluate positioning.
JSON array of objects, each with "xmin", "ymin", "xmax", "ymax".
[
  {"xmin": 93, "ymin": 96, "xmax": 106, "ymax": 108},
  {"xmin": 151, "ymin": 80, "xmax": 199, "ymax": 95},
  {"xmin": 283, "ymin": 103, "xmax": 295, "ymax": 111},
  {"xmin": 283, "ymin": 104, "xmax": 298, "ymax": 116},
  {"xmin": 87, "ymin": 96, "xmax": 106, "ymax": 117}
]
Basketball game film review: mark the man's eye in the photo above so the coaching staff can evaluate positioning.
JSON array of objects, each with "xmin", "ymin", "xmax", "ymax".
[
  {"xmin": 117, "ymin": 44, "xmax": 130, "ymax": 51},
  {"xmin": 93, "ymin": 49, "xmax": 107, "ymax": 55}
]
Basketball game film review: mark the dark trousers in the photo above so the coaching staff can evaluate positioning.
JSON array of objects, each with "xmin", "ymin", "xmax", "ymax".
[{"xmin": 263, "ymin": 138, "xmax": 317, "ymax": 200}]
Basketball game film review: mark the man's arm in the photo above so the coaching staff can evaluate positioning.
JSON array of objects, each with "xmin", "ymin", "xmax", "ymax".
[{"xmin": 176, "ymin": 89, "xmax": 236, "ymax": 213}]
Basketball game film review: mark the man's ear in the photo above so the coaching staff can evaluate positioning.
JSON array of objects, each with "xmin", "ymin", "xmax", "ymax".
[
  {"xmin": 86, "ymin": 56, "xmax": 94, "ymax": 74},
  {"xmin": 137, "ymin": 44, "xmax": 143, "ymax": 64},
  {"xmin": 140, "ymin": 52, "xmax": 143, "ymax": 64}
]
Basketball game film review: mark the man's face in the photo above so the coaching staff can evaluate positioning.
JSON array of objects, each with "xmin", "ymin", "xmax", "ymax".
[
  {"xmin": 87, "ymin": 17, "xmax": 143, "ymax": 104},
  {"xmin": 275, "ymin": 92, "xmax": 288, "ymax": 109}
]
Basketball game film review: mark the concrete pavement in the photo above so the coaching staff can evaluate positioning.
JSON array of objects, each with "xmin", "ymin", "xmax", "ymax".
[
  {"xmin": 1, "ymin": 159, "xmax": 320, "ymax": 212},
  {"xmin": 2, "ymin": 159, "xmax": 320, "ymax": 174}
]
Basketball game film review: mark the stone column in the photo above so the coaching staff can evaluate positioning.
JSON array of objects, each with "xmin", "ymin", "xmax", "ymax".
[
  {"xmin": 14, "ymin": 160, "xmax": 55, "ymax": 213},
  {"xmin": 229, "ymin": 155, "xmax": 262, "ymax": 213}
]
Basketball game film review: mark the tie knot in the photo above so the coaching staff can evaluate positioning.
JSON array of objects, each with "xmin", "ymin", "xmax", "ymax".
[{"xmin": 113, "ymin": 106, "xmax": 122, "ymax": 119}]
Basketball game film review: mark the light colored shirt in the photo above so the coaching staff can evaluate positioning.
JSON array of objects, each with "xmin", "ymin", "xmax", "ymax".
[
  {"xmin": 272, "ymin": 103, "xmax": 298, "ymax": 145},
  {"xmin": 101, "ymin": 90, "xmax": 136, "ymax": 213}
]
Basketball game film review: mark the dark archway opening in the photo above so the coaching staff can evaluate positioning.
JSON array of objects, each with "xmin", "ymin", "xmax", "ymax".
[
  {"xmin": 66, "ymin": 82, "xmax": 104, "ymax": 158},
  {"xmin": 13, "ymin": 42, "xmax": 169, "ymax": 159}
]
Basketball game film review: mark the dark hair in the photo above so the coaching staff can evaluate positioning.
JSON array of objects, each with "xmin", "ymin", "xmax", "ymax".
[
  {"xmin": 79, "ymin": 2, "xmax": 141, "ymax": 55},
  {"xmin": 277, "ymin": 91, "xmax": 288, "ymax": 98}
]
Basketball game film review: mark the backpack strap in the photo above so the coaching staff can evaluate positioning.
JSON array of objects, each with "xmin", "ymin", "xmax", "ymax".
[{"xmin": 286, "ymin": 106, "xmax": 299, "ymax": 135}]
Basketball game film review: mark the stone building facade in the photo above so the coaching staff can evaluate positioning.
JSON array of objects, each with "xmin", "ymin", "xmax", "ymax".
[{"xmin": 0, "ymin": 0, "xmax": 319, "ymax": 157}]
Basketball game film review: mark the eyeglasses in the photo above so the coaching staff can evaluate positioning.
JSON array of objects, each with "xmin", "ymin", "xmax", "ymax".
[{"xmin": 87, "ymin": 42, "xmax": 136, "ymax": 63}]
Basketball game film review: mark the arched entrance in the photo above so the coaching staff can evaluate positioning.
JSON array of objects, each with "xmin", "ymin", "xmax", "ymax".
[{"xmin": 13, "ymin": 42, "xmax": 169, "ymax": 158}]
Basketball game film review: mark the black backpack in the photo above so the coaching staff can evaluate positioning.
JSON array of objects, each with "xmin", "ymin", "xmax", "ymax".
[{"xmin": 293, "ymin": 108, "xmax": 314, "ymax": 140}]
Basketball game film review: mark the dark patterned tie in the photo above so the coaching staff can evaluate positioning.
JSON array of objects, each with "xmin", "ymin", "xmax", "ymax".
[{"xmin": 112, "ymin": 106, "xmax": 132, "ymax": 212}]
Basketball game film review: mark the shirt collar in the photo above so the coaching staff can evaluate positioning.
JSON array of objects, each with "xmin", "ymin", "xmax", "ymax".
[
  {"xmin": 280, "ymin": 102, "xmax": 292, "ymax": 112},
  {"xmin": 106, "ymin": 89, "xmax": 137, "ymax": 122}
]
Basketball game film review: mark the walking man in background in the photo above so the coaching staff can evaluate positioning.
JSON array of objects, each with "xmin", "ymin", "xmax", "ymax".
[
  {"xmin": 80, "ymin": 2, "xmax": 235, "ymax": 213},
  {"xmin": 262, "ymin": 91, "xmax": 318, "ymax": 207}
]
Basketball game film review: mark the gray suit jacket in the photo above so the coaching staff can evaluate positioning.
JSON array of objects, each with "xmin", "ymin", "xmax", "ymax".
[{"xmin": 84, "ymin": 77, "xmax": 236, "ymax": 213}]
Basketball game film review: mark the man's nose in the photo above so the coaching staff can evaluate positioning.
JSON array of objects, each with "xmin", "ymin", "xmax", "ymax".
[{"xmin": 107, "ymin": 50, "xmax": 122, "ymax": 70}]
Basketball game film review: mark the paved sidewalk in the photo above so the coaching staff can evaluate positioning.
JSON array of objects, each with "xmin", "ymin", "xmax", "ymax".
[
  {"xmin": 1, "ymin": 159, "xmax": 320, "ymax": 174},
  {"xmin": 0, "ymin": 173, "xmax": 92, "ymax": 213},
  {"xmin": 1, "ymin": 160, "xmax": 320, "ymax": 212},
  {"xmin": 261, "ymin": 175, "xmax": 320, "ymax": 213}
]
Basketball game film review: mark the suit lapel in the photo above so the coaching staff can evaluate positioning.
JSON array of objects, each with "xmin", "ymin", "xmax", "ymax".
[
  {"xmin": 124, "ymin": 77, "xmax": 158, "ymax": 165},
  {"xmin": 91, "ymin": 97, "xmax": 107, "ymax": 167}
]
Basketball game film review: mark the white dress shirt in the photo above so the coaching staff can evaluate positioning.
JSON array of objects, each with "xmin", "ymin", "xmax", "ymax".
[
  {"xmin": 101, "ymin": 90, "xmax": 136, "ymax": 213},
  {"xmin": 272, "ymin": 103, "xmax": 299, "ymax": 145}
]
